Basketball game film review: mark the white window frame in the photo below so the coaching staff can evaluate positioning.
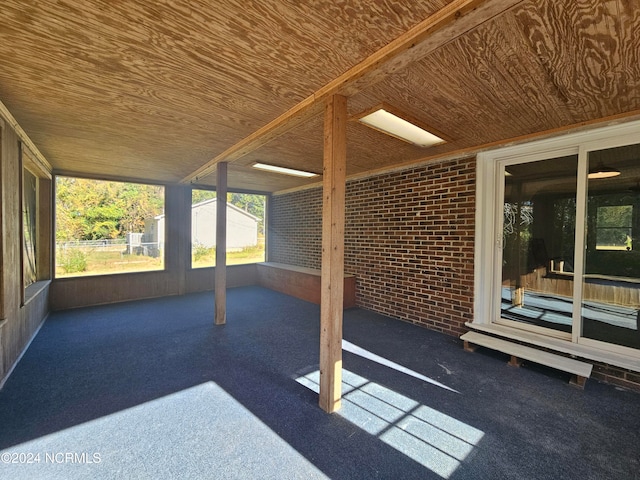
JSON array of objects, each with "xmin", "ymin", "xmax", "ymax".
[{"xmin": 473, "ymin": 119, "xmax": 640, "ymax": 372}]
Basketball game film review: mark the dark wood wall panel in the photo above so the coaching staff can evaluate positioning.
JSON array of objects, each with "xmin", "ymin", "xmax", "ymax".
[
  {"xmin": 0, "ymin": 119, "xmax": 50, "ymax": 383},
  {"xmin": 185, "ymin": 264, "xmax": 258, "ymax": 293},
  {"xmin": 50, "ymin": 272, "xmax": 176, "ymax": 311},
  {"xmin": 50, "ymin": 265, "xmax": 259, "ymax": 311}
]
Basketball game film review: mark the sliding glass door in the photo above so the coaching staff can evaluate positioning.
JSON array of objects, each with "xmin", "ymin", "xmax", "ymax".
[
  {"xmin": 581, "ymin": 144, "xmax": 640, "ymax": 351},
  {"xmin": 493, "ymin": 137, "xmax": 640, "ymax": 354},
  {"xmin": 499, "ymin": 155, "xmax": 578, "ymax": 338}
]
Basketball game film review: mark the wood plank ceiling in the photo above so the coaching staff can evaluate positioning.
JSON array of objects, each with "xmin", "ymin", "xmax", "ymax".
[{"xmin": 1, "ymin": 0, "xmax": 639, "ymax": 193}]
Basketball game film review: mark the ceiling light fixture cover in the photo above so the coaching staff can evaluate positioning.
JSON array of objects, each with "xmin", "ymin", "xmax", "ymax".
[
  {"xmin": 588, "ymin": 164, "xmax": 621, "ymax": 179},
  {"xmin": 357, "ymin": 107, "xmax": 445, "ymax": 148},
  {"xmin": 252, "ymin": 162, "xmax": 319, "ymax": 178}
]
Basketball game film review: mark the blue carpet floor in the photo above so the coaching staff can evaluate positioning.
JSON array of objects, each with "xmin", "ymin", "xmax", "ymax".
[{"xmin": 0, "ymin": 286, "xmax": 638, "ymax": 479}]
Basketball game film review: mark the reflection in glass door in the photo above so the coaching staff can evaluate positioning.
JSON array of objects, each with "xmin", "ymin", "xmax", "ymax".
[
  {"xmin": 582, "ymin": 144, "xmax": 640, "ymax": 351},
  {"xmin": 500, "ymin": 155, "xmax": 578, "ymax": 335}
]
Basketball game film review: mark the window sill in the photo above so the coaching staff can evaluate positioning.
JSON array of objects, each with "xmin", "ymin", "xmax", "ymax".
[
  {"xmin": 54, "ymin": 269, "xmax": 165, "ymax": 281},
  {"xmin": 465, "ymin": 322, "xmax": 640, "ymax": 373},
  {"xmin": 24, "ymin": 280, "xmax": 51, "ymax": 306}
]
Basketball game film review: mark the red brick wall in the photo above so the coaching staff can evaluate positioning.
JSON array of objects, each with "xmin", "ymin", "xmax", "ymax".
[
  {"xmin": 269, "ymin": 155, "xmax": 640, "ymax": 391},
  {"xmin": 591, "ymin": 364, "xmax": 640, "ymax": 392},
  {"xmin": 269, "ymin": 187, "xmax": 322, "ymax": 269},
  {"xmin": 270, "ymin": 156, "xmax": 476, "ymax": 335}
]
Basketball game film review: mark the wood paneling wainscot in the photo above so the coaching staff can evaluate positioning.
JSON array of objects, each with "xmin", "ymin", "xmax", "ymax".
[{"xmin": 0, "ymin": 118, "xmax": 51, "ymax": 385}]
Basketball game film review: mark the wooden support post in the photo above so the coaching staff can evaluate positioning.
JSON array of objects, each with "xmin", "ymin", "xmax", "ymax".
[
  {"xmin": 463, "ymin": 340, "xmax": 477, "ymax": 353},
  {"xmin": 319, "ymin": 95, "xmax": 347, "ymax": 413},
  {"xmin": 508, "ymin": 355, "xmax": 522, "ymax": 367},
  {"xmin": 215, "ymin": 162, "xmax": 228, "ymax": 325},
  {"xmin": 570, "ymin": 375, "xmax": 587, "ymax": 389}
]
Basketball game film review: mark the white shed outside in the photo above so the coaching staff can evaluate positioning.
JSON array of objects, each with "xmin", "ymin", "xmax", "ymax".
[{"xmin": 144, "ymin": 199, "xmax": 259, "ymax": 251}]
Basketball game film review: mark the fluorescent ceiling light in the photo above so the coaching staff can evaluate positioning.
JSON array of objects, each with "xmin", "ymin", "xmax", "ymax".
[
  {"xmin": 358, "ymin": 108, "xmax": 445, "ymax": 147},
  {"xmin": 252, "ymin": 162, "xmax": 318, "ymax": 178}
]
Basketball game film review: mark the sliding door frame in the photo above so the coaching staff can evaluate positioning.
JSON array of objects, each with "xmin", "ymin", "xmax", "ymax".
[{"xmin": 474, "ymin": 119, "xmax": 640, "ymax": 369}]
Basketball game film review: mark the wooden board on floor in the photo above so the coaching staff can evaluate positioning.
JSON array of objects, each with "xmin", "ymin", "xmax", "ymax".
[{"xmin": 461, "ymin": 331, "xmax": 592, "ymax": 387}]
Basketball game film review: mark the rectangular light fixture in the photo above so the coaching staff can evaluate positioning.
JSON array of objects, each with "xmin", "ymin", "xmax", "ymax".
[
  {"xmin": 356, "ymin": 106, "xmax": 446, "ymax": 148},
  {"xmin": 252, "ymin": 162, "xmax": 319, "ymax": 178}
]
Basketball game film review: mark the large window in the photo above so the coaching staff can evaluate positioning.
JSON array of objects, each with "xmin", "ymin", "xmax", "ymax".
[
  {"xmin": 476, "ymin": 120, "xmax": 640, "ymax": 366},
  {"xmin": 191, "ymin": 189, "xmax": 266, "ymax": 268},
  {"xmin": 595, "ymin": 205, "xmax": 633, "ymax": 251},
  {"xmin": 55, "ymin": 176, "xmax": 165, "ymax": 277}
]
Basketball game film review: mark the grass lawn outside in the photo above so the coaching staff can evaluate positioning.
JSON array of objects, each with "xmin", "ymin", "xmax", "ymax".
[
  {"xmin": 191, "ymin": 242, "xmax": 265, "ymax": 269},
  {"xmin": 55, "ymin": 242, "xmax": 266, "ymax": 277}
]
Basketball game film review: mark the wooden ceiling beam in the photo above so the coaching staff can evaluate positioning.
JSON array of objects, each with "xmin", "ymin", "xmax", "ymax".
[
  {"xmin": 182, "ymin": 97, "xmax": 322, "ymax": 184},
  {"xmin": 180, "ymin": 0, "xmax": 523, "ymax": 184}
]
